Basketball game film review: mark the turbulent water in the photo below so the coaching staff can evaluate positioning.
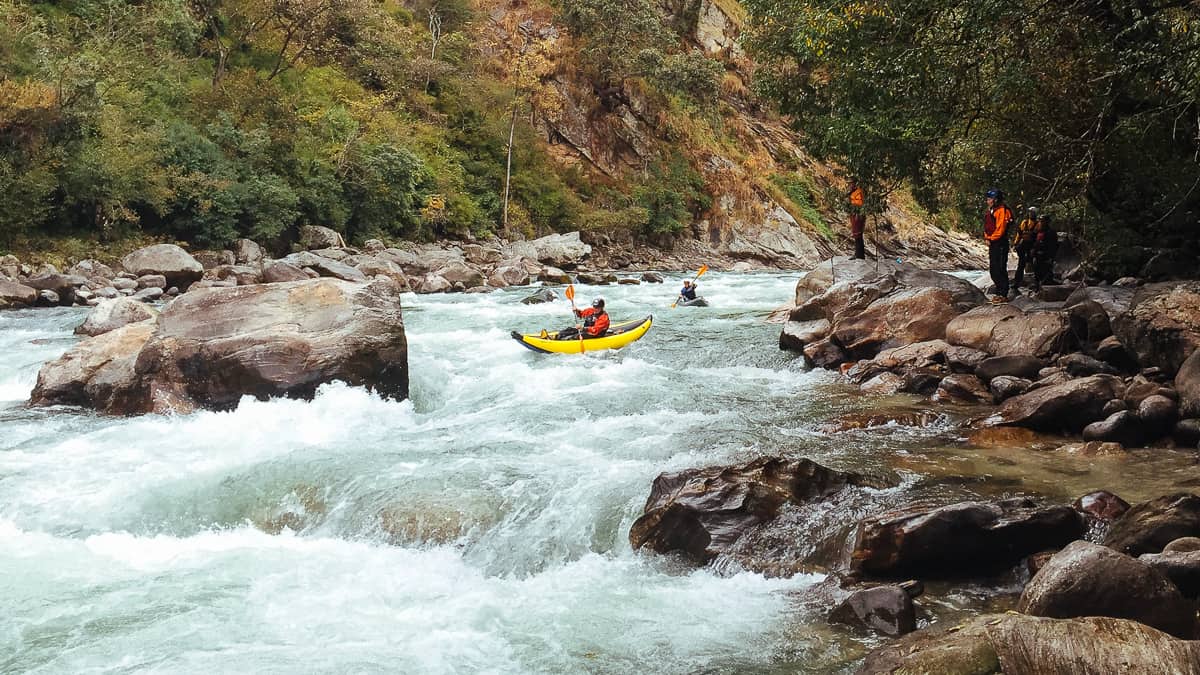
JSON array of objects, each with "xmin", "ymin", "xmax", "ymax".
[{"xmin": 3, "ymin": 273, "xmax": 1198, "ymax": 674}]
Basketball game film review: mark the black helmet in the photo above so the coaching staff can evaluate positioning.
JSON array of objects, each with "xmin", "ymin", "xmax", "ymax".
[{"xmin": 592, "ymin": 298, "xmax": 605, "ymax": 309}]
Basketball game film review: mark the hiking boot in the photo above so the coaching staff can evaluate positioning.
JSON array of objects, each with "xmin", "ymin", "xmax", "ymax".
[{"xmin": 989, "ymin": 295, "xmax": 1009, "ymax": 304}]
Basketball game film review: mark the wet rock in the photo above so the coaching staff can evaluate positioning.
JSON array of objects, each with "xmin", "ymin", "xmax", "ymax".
[
  {"xmin": 803, "ymin": 337, "xmax": 847, "ymax": 369},
  {"xmin": 1174, "ymin": 419, "xmax": 1200, "ymax": 447},
  {"xmin": 520, "ymin": 288, "xmax": 557, "ymax": 305},
  {"xmin": 299, "ymin": 225, "xmax": 345, "ymax": 250},
  {"xmin": 233, "ymin": 238, "xmax": 264, "ymax": 265},
  {"xmin": 966, "ymin": 426, "xmax": 1049, "ymax": 449},
  {"xmin": 1019, "ymin": 540, "xmax": 1197, "ymax": 638},
  {"xmin": 1104, "ymin": 493, "xmax": 1200, "ymax": 556},
  {"xmin": 858, "ymin": 614, "xmax": 1200, "ymax": 675},
  {"xmin": 1177, "ymin": 349, "xmax": 1200, "ymax": 419},
  {"xmin": 576, "ymin": 271, "xmax": 616, "ymax": 285},
  {"xmin": 617, "ymin": 277, "xmax": 640, "ymax": 285},
  {"xmin": 872, "ymin": 340, "xmax": 950, "ymax": 369},
  {"xmin": 933, "ymin": 374, "xmax": 991, "ymax": 404},
  {"xmin": 989, "ymin": 374, "xmax": 1126, "ymax": 432},
  {"xmin": 1113, "ymin": 281, "xmax": 1200, "ymax": 374},
  {"xmin": 0, "ymin": 280, "xmax": 37, "ymax": 309},
  {"xmin": 1066, "ymin": 299, "xmax": 1113, "ymax": 348},
  {"xmin": 75, "ymin": 297, "xmax": 158, "ymax": 337},
  {"xmin": 989, "ymin": 375, "xmax": 1032, "ymax": 402},
  {"xmin": 1054, "ymin": 441, "xmax": 1128, "ymax": 457},
  {"xmin": 1137, "ymin": 394, "xmax": 1179, "ymax": 437},
  {"xmin": 849, "ymin": 497, "xmax": 1084, "ymax": 579},
  {"xmin": 1059, "ymin": 352, "xmax": 1117, "ymax": 377},
  {"xmin": 830, "ymin": 287, "xmax": 966, "ymax": 360},
  {"xmin": 828, "ymin": 585, "xmax": 917, "ymax": 637},
  {"xmin": 262, "ymin": 261, "xmax": 310, "ymax": 284},
  {"xmin": 121, "ymin": 244, "xmax": 203, "ymax": 289},
  {"xmin": 1074, "ymin": 490, "xmax": 1131, "ymax": 523},
  {"xmin": 1082, "ymin": 411, "xmax": 1143, "ymax": 446},
  {"xmin": 1139, "ymin": 548, "xmax": 1200, "ymax": 598},
  {"xmin": 629, "ymin": 457, "xmax": 886, "ymax": 565},
  {"xmin": 1093, "ymin": 335, "xmax": 1140, "ymax": 372},
  {"xmin": 945, "ymin": 345, "xmax": 990, "ymax": 373},
  {"xmin": 779, "ymin": 318, "xmax": 831, "ymax": 352},
  {"xmin": 860, "ymin": 372, "xmax": 904, "ymax": 396},
  {"xmin": 30, "ymin": 322, "xmax": 156, "ymax": 412},
  {"xmin": 898, "ymin": 367, "xmax": 944, "ymax": 396},
  {"xmin": 975, "ymin": 355, "xmax": 1046, "ymax": 382},
  {"xmin": 641, "ymin": 272, "xmax": 664, "ymax": 283}
]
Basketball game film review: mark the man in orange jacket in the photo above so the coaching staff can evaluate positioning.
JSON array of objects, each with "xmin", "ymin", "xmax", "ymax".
[
  {"xmin": 848, "ymin": 182, "xmax": 866, "ymax": 259},
  {"xmin": 557, "ymin": 298, "xmax": 610, "ymax": 339},
  {"xmin": 983, "ymin": 188, "xmax": 1013, "ymax": 303}
]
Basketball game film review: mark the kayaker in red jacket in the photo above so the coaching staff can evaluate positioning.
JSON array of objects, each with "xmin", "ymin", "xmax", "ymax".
[{"xmin": 558, "ymin": 298, "xmax": 610, "ymax": 339}]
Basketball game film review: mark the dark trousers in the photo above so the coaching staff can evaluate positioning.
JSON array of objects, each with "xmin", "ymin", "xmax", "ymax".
[
  {"xmin": 989, "ymin": 239, "xmax": 1010, "ymax": 297},
  {"xmin": 850, "ymin": 214, "xmax": 866, "ymax": 259},
  {"xmin": 1034, "ymin": 251, "xmax": 1056, "ymax": 288},
  {"xmin": 1012, "ymin": 242, "xmax": 1033, "ymax": 291}
]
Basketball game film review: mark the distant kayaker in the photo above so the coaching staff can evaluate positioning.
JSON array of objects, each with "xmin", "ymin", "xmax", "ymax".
[
  {"xmin": 558, "ymin": 298, "xmax": 610, "ymax": 340},
  {"xmin": 983, "ymin": 188, "xmax": 1013, "ymax": 303},
  {"xmin": 679, "ymin": 280, "xmax": 698, "ymax": 302}
]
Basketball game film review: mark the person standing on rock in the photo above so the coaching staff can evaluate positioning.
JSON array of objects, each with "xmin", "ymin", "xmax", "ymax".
[
  {"xmin": 848, "ymin": 181, "xmax": 867, "ymax": 260},
  {"xmin": 1032, "ymin": 213, "xmax": 1059, "ymax": 290},
  {"xmin": 983, "ymin": 188, "xmax": 1013, "ymax": 303},
  {"xmin": 1011, "ymin": 206, "xmax": 1038, "ymax": 296}
]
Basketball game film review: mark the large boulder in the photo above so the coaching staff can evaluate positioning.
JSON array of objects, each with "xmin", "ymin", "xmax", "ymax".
[
  {"xmin": 25, "ymin": 274, "xmax": 87, "ymax": 306},
  {"xmin": 946, "ymin": 304, "xmax": 1074, "ymax": 358},
  {"xmin": 1113, "ymin": 281, "xmax": 1200, "ymax": 374},
  {"xmin": 945, "ymin": 304, "xmax": 1023, "ymax": 351},
  {"xmin": 30, "ymin": 322, "xmax": 156, "ymax": 412},
  {"xmin": 830, "ymin": 287, "xmax": 966, "ymax": 360},
  {"xmin": 74, "ymin": 297, "xmax": 158, "ymax": 337},
  {"xmin": 828, "ymin": 585, "xmax": 917, "ymax": 637},
  {"xmin": 629, "ymin": 457, "xmax": 886, "ymax": 565},
  {"xmin": 262, "ymin": 260, "xmax": 310, "ymax": 284},
  {"xmin": 1064, "ymin": 285, "xmax": 1134, "ymax": 319},
  {"xmin": 988, "ymin": 374, "xmax": 1126, "ymax": 432},
  {"xmin": 121, "ymin": 244, "xmax": 203, "ymax": 288},
  {"xmin": 1176, "ymin": 349, "xmax": 1200, "ymax": 419},
  {"xmin": 31, "ymin": 278, "xmax": 408, "ymax": 414},
  {"xmin": 298, "ymin": 225, "xmax": 346, "ymax": 250},
  {"xmin": 233, "ymin": 238, "xmax": 264, "ymax": 265},
  {"xmin": 505, "ymin": 232, "xmax": 592, "ymax": 268},
  {"xmin": 1018, "ymin": 541, "xmax": 1197, "ymax": 639},
  {"xmin": 849, "ymin": 497, "xmax": 1084, "ymax": 579},
  {"xmin": 1140, "ymin": 547, "xmax": 1200, "ymax": 598},
  {"xmin": 434, "ymin": 262, "xmax": 485, "ymax": 289},
  {"xmin": 488, "ymin": 264, "xmax": 530, "ymax": 288},
  {"xmin": 352, "ymin": 257, "xmax": 411, "ymax": 291},
  {"xmin": 281, "ymin": 251, "xmax": 367, "ymax": 283},
  {"xmin": 792, "ymin": 257, "xmax": 904, "ymax": 306},
  {"xmin": 859, "ymin": 614, "xmax": 1200, "ymax": 675},
  {"xmin": 1104, "ymin": 493, "xmax": 1200, "ymax": 556},
  {"xmin": 0, "ymin": 279, "xmax": 37, "ymax": 309}
]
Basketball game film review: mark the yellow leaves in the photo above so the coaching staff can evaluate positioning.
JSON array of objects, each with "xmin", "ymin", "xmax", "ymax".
[{"xmin": 0, "ymin": 79, "xmax": 58, "ymax": 128}]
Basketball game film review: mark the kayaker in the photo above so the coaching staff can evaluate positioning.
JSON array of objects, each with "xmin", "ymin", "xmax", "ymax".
[
  {"xmin": 679, "ymin": 280, "xmax": 698, "ymax": 302},
  {"xmin": 558, "ymin": 298, "xmax": 610, "ymax": 340}
]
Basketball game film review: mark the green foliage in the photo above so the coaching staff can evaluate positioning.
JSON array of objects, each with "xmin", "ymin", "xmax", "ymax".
[
  {"xmin": 769, "ymin": 172, "xmax": 829, "ymax": 236},
  {"xmin": 744, "ymin": 0, "xmax": 1200, "ymax": 257},
  {"xmin": 634, "ymin": 154, "xmax": 710, "ymax": 236}
]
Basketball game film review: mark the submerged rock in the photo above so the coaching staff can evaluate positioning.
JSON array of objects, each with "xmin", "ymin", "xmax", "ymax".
[
  {"xmin": 520, "ymin": 288, "xmax": 557, "ymax": 305},
  {"xmin": 828, "ymin": 585, "xmax": 917, "ymax": 637},
  {"xmin": 1018, "ymin": 541, "xmax": 1197, "ymax": 639},
  {"xmin": 629, "ymin": 457, "xmax": 888, "ymax": 566},
  {"xmin": 849, "ymin": 497, "xmax": 1084, "ymax": 579}
]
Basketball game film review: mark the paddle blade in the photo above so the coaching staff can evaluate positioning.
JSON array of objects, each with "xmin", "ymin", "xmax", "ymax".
[
  {"xmin": 565, "ymin": 284, "xmax": 575, "ymax": 301},
  {"xmin": 696, "ymin": 265, "xmax": 709, "ymax": 278}
]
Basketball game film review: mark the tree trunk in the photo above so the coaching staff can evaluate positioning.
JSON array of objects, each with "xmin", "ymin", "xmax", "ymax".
[{"xmin": 502, "ymin": 104, "xmax": 517, "ymax": 231}]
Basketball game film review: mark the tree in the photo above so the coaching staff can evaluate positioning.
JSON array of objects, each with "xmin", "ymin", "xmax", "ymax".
[{"xmin": 744, "ymin": 0, "xmax": 1200, "ymax": 267}]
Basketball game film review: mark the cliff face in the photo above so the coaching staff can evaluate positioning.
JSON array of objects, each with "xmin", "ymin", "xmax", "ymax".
[{"xmin": 476, "ymin": 0, "xmax": 984, "ymax": 269}]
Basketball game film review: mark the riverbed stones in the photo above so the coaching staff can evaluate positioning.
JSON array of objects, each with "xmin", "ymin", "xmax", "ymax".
[
  {"xmin": 282, "ymin": 252, "xmax": 367, "ymax": 283},
  {"xmin": 988, "ymin": 374, "xmax": 1126, "ymax": 432},
  {"xmin": 0, "ymin": 280, "xmax": 37, "ymax": 309},
  {"xmin": 932, "ymin": 374, "xmax": 990, "ymax": 404},
  {"xmin": 262, "ymin": 260, "xmax": 309, "ymax": 283},
  {"xmin": 975, "ymin": 355, "xmax": 1046, "ymax": 382},
  {"xmin": 1104, "ymin": 493, "xmax": 1200, "ymax": 556},
  {"xmin": 629, "ymin": 457, "xmax": 887, "ymax": 565},
  {"xmin": 849, "ymin": 497, "xmax": 1084, "ymax": 579},
  {"xmin": 75, "ymin": 297, "xmax": 158, "ymax": 337},
  {"xmin": 989, "ymin": 375, "xmax": 1032, "ymax": 402},
  {"xmin": 299, "ymin": 225, "xmax": 345, "ymax": 250},
  {"xmin": 30, "ymin": 321, "xmax": 156, "ymax": 412},
  {"xmin": 1073, "ymin": 490, "xmax": 1130, "ymax": 524},
  {"xmin": 120, "ymin": 244, "xmax": 203, "ymax": 289},
  {"xmin": 1018, "ymin": 541, "xmax": 1197, "ymax": 639},
  {"xmin": 520, "ymin": 288, "xmax": 557, "ymax": 305},
  {"xmin": 1082, "ymin": 410, "xmax": 1142, "ymax": 446},
  {"xmin": 1176, "ymin": 349, "xmax": 1200, "ymax": 419}
]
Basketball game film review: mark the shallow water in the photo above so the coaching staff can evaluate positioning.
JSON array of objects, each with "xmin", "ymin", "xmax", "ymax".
[{"xmin": 2, "ymin": 274, "xmax": 1197, "ymax": 674}]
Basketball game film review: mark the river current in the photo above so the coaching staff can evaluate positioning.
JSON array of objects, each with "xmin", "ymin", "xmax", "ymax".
[{"xmin": 3, "ymin": 272, "xmax": 1198, "ymax": 673}]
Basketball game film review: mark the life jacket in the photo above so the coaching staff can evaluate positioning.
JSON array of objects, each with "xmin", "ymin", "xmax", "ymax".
[
  {"xmin": 579, "ymin": 307, "xmax": 609, "ymax": 336},
  {"xmin": 680, "ymin": 286, "xmax": 696, "ymax": 300},
  {"xmin": 849, "ymin": 187, "xmax": 865, "ymax": 208},
  {"xmin": 984, "ymin": 204, "xmax": 1013, "ymax": 242},
  {"xmin": 1014, "ymin": 218, "xmax": 1037, "ymax": 246}
]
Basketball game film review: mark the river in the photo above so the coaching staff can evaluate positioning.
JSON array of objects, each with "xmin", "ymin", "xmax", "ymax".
[{"xmin": 2, "ymin": 272, "xmax": 1197, "ymax": 673}]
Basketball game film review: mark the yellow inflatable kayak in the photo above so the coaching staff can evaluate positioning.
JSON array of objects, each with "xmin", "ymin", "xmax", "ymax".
[{"xmin": 511, "ymin": 316, "xmax": 653, "ymax": 354}]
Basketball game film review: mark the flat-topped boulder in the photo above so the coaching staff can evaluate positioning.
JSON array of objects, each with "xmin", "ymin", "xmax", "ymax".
[
  {"xmin": 1113, "ymin": 281, "xmax": 1200, "ymax": 374},
  {"xmin": 31, "ymin": 278, "xmax": 408, "ymax": 415},
  {"xmin": 74, "ymin": 297, "xmax": 158, "ymax": 337},
  {"xmin": 987, "ymin": 374, "xmax": 1126, "ymax": 433},
  {"xmin": 121, "ymin": 244, "xmax": 203, "ymax": 288},
  {"xmin": 0, "ymin": 279, "xmax": 37, "ymax": 309}
]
